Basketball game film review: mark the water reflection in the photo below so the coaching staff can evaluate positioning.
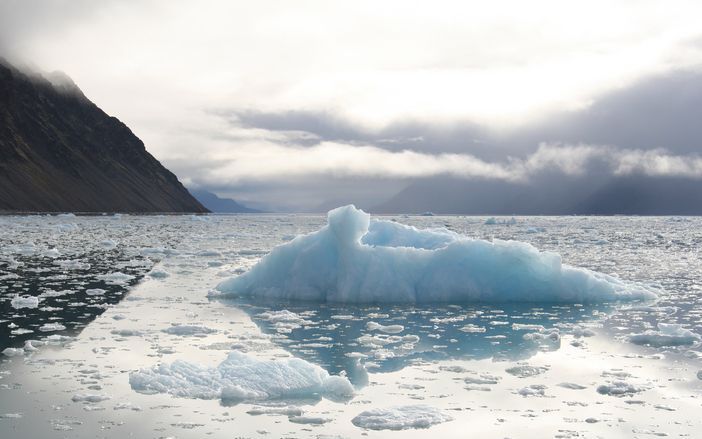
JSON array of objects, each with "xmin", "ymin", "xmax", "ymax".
[{"xmin": 223, "ymin": 298, "xmax": 613, "ymax": 383}]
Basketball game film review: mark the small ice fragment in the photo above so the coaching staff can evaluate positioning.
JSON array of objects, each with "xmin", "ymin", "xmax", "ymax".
[
  {"xmin": 505, "ymin": 365, "xmax": 548, "ymax": 378},
  {"xmin": 39, "ymin": 323, "xmax": 66, "ymax": 332},
  {"xmin": 96, "ymin": 272, "xmax": 134, "ymax": 285},
  {"xmin": 148, "ymin": 268, "xmax": 170, "ymax": 279},
  {"xmin": 628, "ymin": 323, "xmax": 700, "ymax": 347},
  {"xmin": 518, "ymin": 384, "xmax": 547, "ymax": 397},
  {"xmin": 71, "ymin": 394, "xmax": 110, "ymax": 403},
  {"xmin": 596, "ymin": 381, "xmax": 644, "ymax": 396},
  {"xmin": 110, "ymin": 329, "xmax": 143, "ymax": 337},
  {"xmin": 1, "ymin": 348, "xmax": 25, "ymax": 357},
  {"xmin": 288, "ymin": 415, "xmax": 331, "ymax": 425},
  {"xmin": 162, "ymin": 324, "xmax": 216, "ymax": 336},
  {"xmin": 459, "ymin": 324, "xmax": 486, "ymax": 333},
  {"xmin": 85, "ymin": 288, "xmax": 106, "ymax": 296},
  {"xmin": 10, "ymin": 295, "xmax": 39, "ymax": 309},
  {"xmin": 351, "ymin": 405, "xmax": 452, "ymax": 430},
  {"xmin": 366, "ymin": 321, "xmax": 404, "ymax": 334},
  {"xmin": 247, "ymin": 406, "xmax": 303, "ymax": 416},
  {"xmin": 0, "ymin": 413, "xmax": 22, "ymax": 419},
  {"xmin": 558, "ymin": 382, "xmax": 587, "ymax": 390}
]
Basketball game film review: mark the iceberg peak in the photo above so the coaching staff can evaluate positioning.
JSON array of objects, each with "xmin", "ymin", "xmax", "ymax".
[
  {"xmin": 328, "ymin": 204, "xmax": 370, "ymax": 247},
  {"xmin": 216, "ymin": 205, "xmax": 656, "ymax": 304}
]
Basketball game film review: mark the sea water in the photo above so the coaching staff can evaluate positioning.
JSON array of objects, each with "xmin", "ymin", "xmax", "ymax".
[{"xmin": 0, "ymin": 213, "xmax": 701, "ymax": 438}]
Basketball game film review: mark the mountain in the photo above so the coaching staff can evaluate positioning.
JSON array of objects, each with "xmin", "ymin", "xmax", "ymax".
[
  {"xmin": 372, "ymin": 175, "xmax": 702, "ymax": 215},
  {"xmin": 190, "ymin": 189, "xmax": 261, "ymax": 213},
  {"xmin": 0, "ymin": 60, "xmax": 207, "ymax": 213}
]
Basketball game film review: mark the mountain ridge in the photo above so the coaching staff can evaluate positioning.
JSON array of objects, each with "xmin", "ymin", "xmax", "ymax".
[{"xmin": 0, "ymin": 60, "xmax": 207, "ymax": 213}]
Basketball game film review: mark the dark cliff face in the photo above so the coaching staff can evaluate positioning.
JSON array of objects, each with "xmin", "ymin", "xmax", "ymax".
[{"xmin": 0, "ymin": 61, "xmax": 207, "ymax": 213}]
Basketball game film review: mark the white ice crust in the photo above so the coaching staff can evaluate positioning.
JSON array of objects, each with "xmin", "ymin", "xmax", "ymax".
[
  {"xmin": 216, "ymin": 205, "xmax": 656, "ymax": 303},
  {"xmin": 129, "ymin": 351, "xmax": 353, "ymax": 402},
  {"xmin": 628, "ymin": 323, "xmax": 701, "ymax": 347}
]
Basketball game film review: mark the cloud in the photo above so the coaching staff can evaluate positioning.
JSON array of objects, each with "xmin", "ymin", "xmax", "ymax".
[
  {"xmin": 4, "ymin": 1, "xmax": 702, "ymax": 210},
  {"xmin": 177, "ymin": 129, "xmax": 702, "ymax": 188}
]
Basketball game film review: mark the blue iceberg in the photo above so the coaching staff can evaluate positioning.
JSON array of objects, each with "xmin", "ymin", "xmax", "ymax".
[{"xmin": 215, "ymin": 205, "xmax": 656, "ymax": 303}]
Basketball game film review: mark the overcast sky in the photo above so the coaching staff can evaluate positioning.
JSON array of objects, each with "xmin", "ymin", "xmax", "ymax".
[{"xmin": 2, "ymin": 0, "xmax": 702, "ymax": 210}]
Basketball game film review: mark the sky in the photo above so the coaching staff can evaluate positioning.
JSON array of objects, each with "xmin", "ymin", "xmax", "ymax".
[{"xmin": 2, "ymin": 0, "xmax": 702, "ymax": 211}]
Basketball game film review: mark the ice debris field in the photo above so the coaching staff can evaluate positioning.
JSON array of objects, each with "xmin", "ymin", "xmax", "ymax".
[{"xmin": 1, "ymin": 212, "xmax": 702, "ymax": 438}]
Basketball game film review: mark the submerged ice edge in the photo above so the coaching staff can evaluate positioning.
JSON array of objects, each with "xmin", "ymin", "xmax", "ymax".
[{"xmin": 215, "ymin": 205, "xmax": 657, "ymax": 304}]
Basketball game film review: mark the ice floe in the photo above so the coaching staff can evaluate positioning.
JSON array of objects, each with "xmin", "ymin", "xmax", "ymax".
[
  {"xmin": 216, "ymin": 205, "xmax": 656, "ymax": 303},
  {"xmin": 10, "ymin": 295, "xmax": 39, "ymax": 309},
  {"xmin": 129, "ymin": 351, "xmax": 354, "ymax": 403},
  {"xmin": 628, "ymin": 323, "xmax": 700, "ymax": 347},
  {"xmin": 351, "ymin": 405, "xmax": 453, "ymax": 430}
]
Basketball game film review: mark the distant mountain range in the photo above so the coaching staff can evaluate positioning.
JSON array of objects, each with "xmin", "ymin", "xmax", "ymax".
[
  {"xmin": 189, "ymin": 189, "xmax": 261, "ymax": 213},
  {"xmin": 371, "ymin": 175, "xmax": 702, "ymax": 215},
  {"xmin": 0, "ymin": 60, "xmax": 206, "ymax": 213}
]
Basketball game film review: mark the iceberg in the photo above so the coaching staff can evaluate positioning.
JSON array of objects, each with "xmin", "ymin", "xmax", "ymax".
[
  {"xmin": 129, "ymin": 351, "xmax": 354, "ymax": 403},
  {"xmin": 215, "ymin": 205, "xmax": 656, "ymax": 304}
]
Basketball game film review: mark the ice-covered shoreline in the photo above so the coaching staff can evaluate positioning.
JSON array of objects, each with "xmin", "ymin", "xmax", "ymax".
[{"xmin": 215, "ymin": 205, "xmax": 657, "ymax": 303}]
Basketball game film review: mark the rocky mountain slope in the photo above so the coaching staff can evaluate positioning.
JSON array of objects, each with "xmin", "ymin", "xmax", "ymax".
[{"xmin": 0, "ymin": 60, "xmax": 207, "ymax": 213}]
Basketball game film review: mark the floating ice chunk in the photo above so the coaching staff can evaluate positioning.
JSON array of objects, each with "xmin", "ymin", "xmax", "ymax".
[
  {"xmin": 162, "ymin": 324, "xmax": 216, "ymax": 336},
  {"xmin": 113, "ymin": 402, "xmax": 142, "ymax": 411},
  {"xmin": 512, "ymin": 323, "xmax": 545, "ymax": 331},
  {"xmin": 99, "ymin": 239, "xmax": 117, "ymax": 249},
  {"xmin": 366, "ymin": 321, "xmax": 404, "ymax": 334},
  {"xmin": 10, "ymin": 295, "xmax": 39, "ymax": 309},
  {"xmin": 506, "ymin": 365, "xmax": 549, "ymax": 378},
  {"xmin": 628, "ymin": 323, "xmax": 700, "ymax": 347},
  {"xmin": 351, "ymin": 405, "xmax": 453, "ymax": 430},
  {"xmin": 71, "ymin": 394, "xmax": 110, "ymax": 403},
  {"xmin": 257, "ymin": 310, "xmax": 312, "ymax": 333},
  {"xmin": 459, "ymin": 324, "xmax": 486, "ymax": 333},
  {"xmin": 597, "ymin": 381, "xmax": 644, "ymax": 396},
  {"xmin": 558, "ymin": 382, "xmax": 587, "ymax": 390},
  {"xmin": 484, "ymin": 217, "xmax": 516, "ymax": 226},
  {"xmin": 289, "ymin": 415, "xmax": 331, "ymax": 424},
  {"xmin": 148, "ymin": 268, "xmax": 170, "ymax": 279},
  {"xmin": 43, "ymin": 248, "xmax": 61, "ymax": 258},
  {"xmin": 111, "ymin": 329, "xmax": 143, "ymax": 337},
  {"xmin": 216, "ymin": 205, "xmax": 656, "ymax": 303},
  {"xmin": 96, "ymin": 272, "xmax": 134, "ymax": 285},
  {"xmin": 523, "ymin": 329, "xmax": 560, "ymax": 343},
  {"xmin": 129, "ymin": 351, "xmax": 354, "ymax": 402},
  {"xmin": 1, "ymin": 348, "xmax": 25, "ymax": 357},
  {"xmin": 39, "ymin": 289, "xmax": 74, "ymax": 298},
  {"xmin": 55, "ymin": 259, "xmax": 90, "ymax": 270},
  {"xmin": 247, "ymin": 406, "xmax": 303, "ymax": 416},
  {"xmin": 85, "ymin": 288, "xmax": 106, "ymax": 296},
  {"xmin": 0, "ymin": 413, "xmax": 22, "ymax": 419},
  {"xmin": 39, "ymin": 323, "xmax": 66, "ymax": 332},
  {"xmin": 518, "ymin": 384, "xmax": 547, "ymax": 397}
]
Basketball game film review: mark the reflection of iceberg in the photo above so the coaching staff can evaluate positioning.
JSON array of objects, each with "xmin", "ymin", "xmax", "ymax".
[
  {"xmin": 226, "ymin": 301, "xmax": 611, "ymax": 380},
  {"xmin": 216, "ymin": 205, "xmax": 655, "ymax": 303}
]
